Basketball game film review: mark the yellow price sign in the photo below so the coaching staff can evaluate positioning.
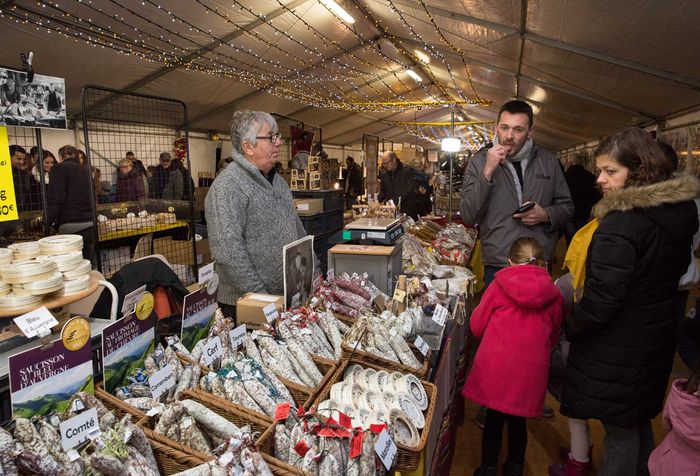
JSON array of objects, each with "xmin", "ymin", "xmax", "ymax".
[{"xmin": 0, "ymin": 127, "xmax": 19, "ymax": 222}]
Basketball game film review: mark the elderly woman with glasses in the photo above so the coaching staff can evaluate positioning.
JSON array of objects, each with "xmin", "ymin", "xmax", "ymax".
[
  {"xmin": 116, "ymin": 158, "xmax": 145, "ymax": 202},
  {"xmin": 204, "ymin": 110, "xmax": 310, "ymax": 321}
]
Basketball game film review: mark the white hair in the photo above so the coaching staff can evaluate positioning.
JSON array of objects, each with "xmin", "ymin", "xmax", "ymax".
[{"xmin": 230, "ymin": 110, "xmax": 278, "ymax": 155}]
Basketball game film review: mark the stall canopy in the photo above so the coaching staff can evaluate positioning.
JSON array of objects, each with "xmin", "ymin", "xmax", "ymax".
[{"xmin": 1, "ymin": 0, "xmax": 699, "ymax": 151}]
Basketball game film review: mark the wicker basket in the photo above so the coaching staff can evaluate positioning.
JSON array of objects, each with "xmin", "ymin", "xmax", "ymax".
[
  {"xmin": 340, "ymin": 340, "xmax": 430, "ymax": 379},
  {"xmin": 180, "ymin": 389, "xmax": 305, "ymax": 476},
  {"xmin": 182, "ymin": 352, "xmax": 336, "ymax": 413},
  {"xmin": 311, "ymin": 357, "xmax": 438, "ymax": 472},
  {"xmin": 95, "ymin": 384, "xmax": 211, "ymax": 475},
  {"xmin": 257, "ymin": 424, "xmax": 311, "ymax": 476}
]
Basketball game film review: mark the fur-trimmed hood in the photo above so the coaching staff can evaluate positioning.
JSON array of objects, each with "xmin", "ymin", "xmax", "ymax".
[{"xmin": 594, "ymin": 174, "xmax": 700, "ymax": 219}]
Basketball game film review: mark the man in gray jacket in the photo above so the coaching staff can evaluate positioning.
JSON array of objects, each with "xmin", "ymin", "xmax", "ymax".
[
  {"xmin": 461, "ymin": 99, "xmax": 573, "ymax": 284},
  {"xmin": 461, "ymin": 100, "xmax": 573, "ymax": 428},
  {"xmin": 205, "ymin": 110, "xmax": 307, "ymax": 320}
]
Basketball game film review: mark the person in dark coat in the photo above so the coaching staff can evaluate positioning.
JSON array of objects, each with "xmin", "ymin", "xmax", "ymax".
[
  {"xmin": 151, "ymin": 152, "xmax": 179, "ymax": 199},
  {"xmin": 116, "ymin": 158, "xmax": 145, "ymax": 202},
  {"xmin": 47, "ymin": 145, "xmax": 96, "ymax": 260},
  {"xmin": 563, "ymin": 152, "xmax": 601, "ymax": 243},
  {"xmin": 9, "ymin": 145, "xmax": 38, "ymax": 211},
  {"xmin": 344, "ymin": 155, "xmax": 364, "ymax": 209},
  {"xmin": 560, "ymin": 127, "xmax": 700, "ymax": 476},
  {"xmin": 378, "ymin": 150, "xmax": 431, "ymax": 219}
]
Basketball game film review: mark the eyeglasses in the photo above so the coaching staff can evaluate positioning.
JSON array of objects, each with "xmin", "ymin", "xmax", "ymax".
[{"xmin": 255, "ymin": 133, "xmax": 282, "ymax": 143}]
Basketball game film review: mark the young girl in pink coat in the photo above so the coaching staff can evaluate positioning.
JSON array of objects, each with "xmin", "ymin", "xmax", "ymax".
[{"xmin": 464, "ymin": 237, "xmax": 564, "ymax": 476}]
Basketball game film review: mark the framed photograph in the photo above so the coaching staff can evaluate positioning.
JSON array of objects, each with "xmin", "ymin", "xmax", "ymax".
[
  {"xmin": 283, "ymin": 235, "xmax": 315, "ymax": 309},
  {"xmin": 0, "ymin": 67, "xmax": 67, "ymax": 129}
]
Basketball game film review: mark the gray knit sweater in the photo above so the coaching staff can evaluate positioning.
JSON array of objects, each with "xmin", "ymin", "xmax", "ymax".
[{"xmin": 205, "ymin": 152, "xmax": 306, "ymax": 305}]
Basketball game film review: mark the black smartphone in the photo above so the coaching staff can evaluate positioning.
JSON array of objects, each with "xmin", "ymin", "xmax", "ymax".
[{"xmin": 513, "ymin": 201, "xmax": 535, "ymax": 215}]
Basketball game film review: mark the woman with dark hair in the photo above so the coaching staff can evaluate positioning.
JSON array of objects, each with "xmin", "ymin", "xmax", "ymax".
[
  {"xmin": 558, "ymin": 127, "xmax": 700, "ymax": 476},
  {"xmin": 31, "ymin": 149, "xmax": 56, "ymax": 186}
]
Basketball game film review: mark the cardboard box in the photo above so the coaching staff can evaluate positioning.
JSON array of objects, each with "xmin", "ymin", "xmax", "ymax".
[
  {"xmin": 291, "ymin": 177, "xmax": 307, "ymax": 190},
  {"xmin": 294, "ymin": 198, "xmax": 324, "ymax": 216},
  {"xmin": 291, "ymin": 169, "xmax": 307, "ymax": 179},
  {"xmin": 236, "ymin": 292, "xmax": 284, "ymax": 326}
]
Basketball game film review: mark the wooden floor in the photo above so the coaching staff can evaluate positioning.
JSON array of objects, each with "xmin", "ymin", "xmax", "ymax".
[
  {"xmin": 448, "ymin": 237, "xmax": 697, "ymax": 475},
  {"xmin": 447, "ymin": 372, "xmax": 688, "ymax": 476}
]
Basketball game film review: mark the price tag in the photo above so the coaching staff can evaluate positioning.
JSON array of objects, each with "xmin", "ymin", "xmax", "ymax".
[
  {"xmin": 392, "ymin": 288, "xmax": 406, "ymax": 302},
  {"xmin": 294, "ymin": 438, "xmax": 310, "ymax": 456},
  {"xmin": 327, "ymin": 268, "xmax": 335, "ymax": 282},
  {"xmin": 297, "ymin": 203, "xmax": 309, "ymax": 211},
  {"xmin": 432, "ymin": 303, "xmax": 448, "ymax": 327},
  {"xmin": 148, "ymin": 364, "xmax": 176, "ymax": 399},
  {"xmin": 374, "ymin": 428, "xmax": 398, "ymax": 470},
  {"xmin": 414, "ymin": 335, "xmax": 430, "ymax": 356},
  {"xmin": 201, "ymin": 335, "xmax": 223, "ymax": 366},
  {"xmin": 350, "ymin": 431, "xmax": 363, "ymax": 458},
  {"xmin": 338, "ymin": 411, "xmax": 352, "ymax": 429},
  {"xmin": 60, "ymin": 408, "xmax": 99, "ymax": 451},
  {"xmin": 263, "ymin": 303, "xmax": 279, "ymax": 323},
  {"xmin": 229, "ymin": 324, "xmax": 247, "ymax": 350},
  {"xmin": 274, "ymin": 402, "xmax": 291, "ymax": 421},
  {"xmin": 291, "ymin": 292, "xmax": 301, "ymax": 309},
  {"xmin": 13, "ymin": 306, "xmax": 58, "ymax": 338},
  {"xmin": 198, "ymin": 262, "xmax": 215, "ymax": 285},
  {"xmin": 122, "ymin": 285, "xmax": 147, "ymax": 316}
]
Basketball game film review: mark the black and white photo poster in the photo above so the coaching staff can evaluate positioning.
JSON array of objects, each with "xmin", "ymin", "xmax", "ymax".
[
  {"xmin": 0, "ymin": 67, "xmax": 67, "ymax": 129},
  {"xmin": 283, "ymin": 235, "xmax": 314, "ymax": 309}
]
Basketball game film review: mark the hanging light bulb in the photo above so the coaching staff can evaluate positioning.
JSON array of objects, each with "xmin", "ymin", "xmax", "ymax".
[{"xmin": 441, "ymin": 138, "xmax": 461, "ymax": 152}]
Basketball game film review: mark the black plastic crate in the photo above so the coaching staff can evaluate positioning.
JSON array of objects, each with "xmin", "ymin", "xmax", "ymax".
[
  {"xmin": 292, "ymin": 190, "xmax": 344, "ymax": 212},
  {"xmin": 299, "ymin": 209, "xmax": 343, "ymax": 236}
]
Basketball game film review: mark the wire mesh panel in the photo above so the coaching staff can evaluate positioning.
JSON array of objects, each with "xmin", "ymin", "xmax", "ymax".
[
  {"xmin": 81, "ymin": 86, "xmax": 197, "ymax": 284},
  {"xmin": 3, "ymin": 126, "xmax": 50, "ymax": 245}
]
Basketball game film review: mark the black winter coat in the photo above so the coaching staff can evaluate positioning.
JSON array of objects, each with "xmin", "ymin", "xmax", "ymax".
[
  {"xmin": 564, "ymin": 164, "xmax": 601, "ymax": 228},
  {"xmin": 560, "ymin": 174, "xmax": 700, "ymax": 427},
  {"xmin": 378, "ymin": 161, "xmax": 430, "ymax": 219},
  {"xmin": 46, "ymin": 157, "xmax": 94, "ymax": 226}
]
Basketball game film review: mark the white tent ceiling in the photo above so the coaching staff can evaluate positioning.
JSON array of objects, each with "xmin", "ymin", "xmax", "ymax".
[{"xmin": 1, "ymin": 0, "xmax": 699, "ymax": 152}]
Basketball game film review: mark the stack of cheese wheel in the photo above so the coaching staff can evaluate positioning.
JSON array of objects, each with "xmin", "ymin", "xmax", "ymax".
[
  {"xmin": 0, "ymin": 260, "xmax": 57, "ymax": 311},
  {"xmin": 316, "ymin": 364, "xmax": 429, "ymax": 448},
  {"xmin": 0, "ymin": 235, "xmax": 91, "ymax": 311}
]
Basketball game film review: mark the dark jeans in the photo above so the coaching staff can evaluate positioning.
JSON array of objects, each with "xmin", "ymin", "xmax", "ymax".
[
  {"xmin": 599, "ymin": 420, "xmax": 654, "ymax": 476},
  {"xmin": 218, "ymin": 302, "xmax": 236, "ymax": 324},
  {"xmin": 675, "ymin": 290, "xmax": 700, "ymax": 369},
  {"xmin": 481, "ymin": 408, "xmax": 527, "ymax": 467}
]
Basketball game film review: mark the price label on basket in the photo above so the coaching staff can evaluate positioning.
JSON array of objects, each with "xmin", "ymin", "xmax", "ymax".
[
  {"xmin": 327, "ymin": 268, "xmax": 335, "ymax": 282},
  {"xmin": 149, "ymin": 364, "xmax": 176, "ymax": 399},
  {"xmin": 229, "ymin": 324, "xmax": 247, "ymax": 350},
  {"xmin": 13, "ymin": 306, "xmax": 58, "ymax": 338},
  {"xmin": 201, "ymin": 335, "xmax": 223, "ymax": 366},
  {"xmin": 374, "ymin": 428, "xmax": 397, "ymax": 470},
  {"xmin": 122, "ymin": 285, "xmax": 146, "ymax": 316},
  {"xmin": 263, "ymin": 303, "xmax": 279, "ymax": 323},
  {"xmin": 414, "ymin": 335, "xmax": 430, "ymax": 357},
  {"xmin": 432, "ymin": 303, "xmax": 448, "ymax": 327},
  {"xmin": 60, "ymin": 408, "xmax": 99, "ymax": 451}
]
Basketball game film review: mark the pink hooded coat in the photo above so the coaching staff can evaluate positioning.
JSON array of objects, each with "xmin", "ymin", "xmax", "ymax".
[
  {"xmin": 648, "ymin": 379, "xmax": 700, "ymax": 476},
  {"xmin": 463, "ymin": 264, "xmax": 563, "ymax": 417}
]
